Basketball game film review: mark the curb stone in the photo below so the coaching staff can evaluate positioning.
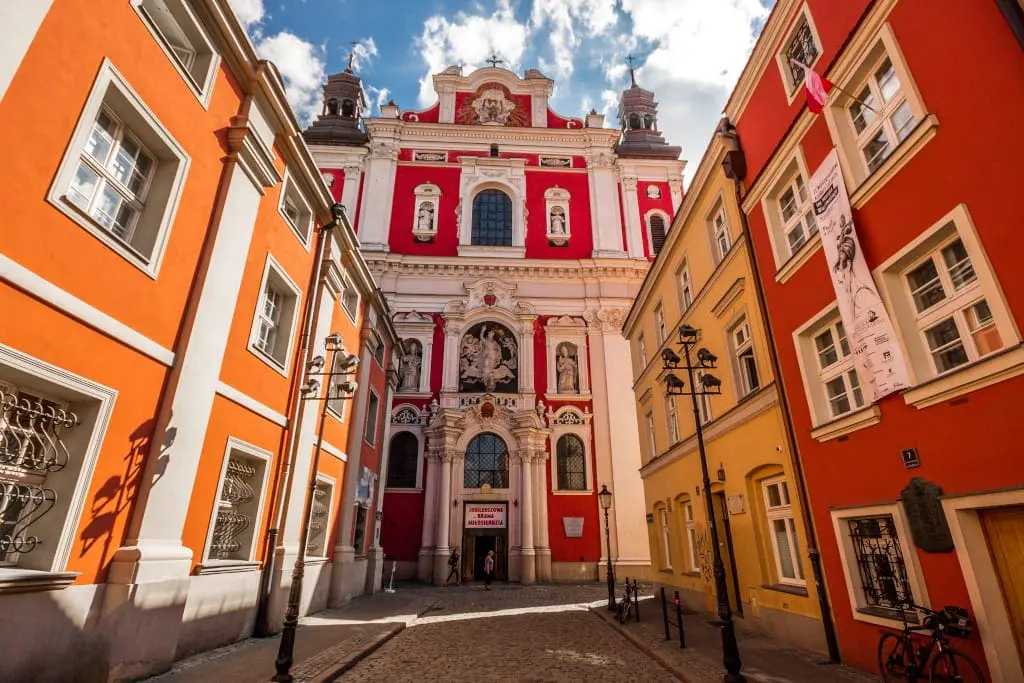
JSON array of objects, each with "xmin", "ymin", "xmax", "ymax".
[
  {"xmin": 590, "ymin": 607, "xmax": 693, "ymax": 683},
  {"xmin": 310, "ymin": 623, "xmax": 405, "ymax": 683}
]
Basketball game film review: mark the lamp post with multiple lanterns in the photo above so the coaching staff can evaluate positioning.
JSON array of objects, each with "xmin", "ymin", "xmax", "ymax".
[
  {"xmin": 273, "ymin": 334, "xmax": 360, "ymax": 683},
  {"xmin": 661, "ymin": 324, "xmax": 745, "ymax": 683},
  {"xmin": 597, "ymin": 484, "xmax": 616, "ymax": 612}
]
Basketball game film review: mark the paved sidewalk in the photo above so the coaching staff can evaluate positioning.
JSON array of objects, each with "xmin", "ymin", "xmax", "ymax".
[{"xmin": 593, "ymin": 598, "xmax": 881, "ymax": 683}]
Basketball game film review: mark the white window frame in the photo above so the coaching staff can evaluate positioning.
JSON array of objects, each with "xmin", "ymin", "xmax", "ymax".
[
  {"xmin": 306, "ymin": 473, "xmax": 336, "ymax": 559},
  {"xmin": 762, "ymin": 477, "xmax": 805, "ymax": 587},
  {"xmin": 762, "ymin": 151, "xmax": 819, "ymax": 267},
  {"xmin": 696, "ymin": 370, "xmax": 712, "ymax": 425},
  {"xmin": 874, "ymin": 204, "xmax": 1022, "ymax": 407},
  {"xmin": 815, "ymin": 317, "xmax": 864, "ymax": 419},
  {"xmin": 247, "ymin": 255, "xmax": 303, "ymax": 375},
  {"xmin": 654, "ymin": 302, "xmax": 667, "ymax": 346},
  {"xmin": 200, "ymin": 437, "xmax": 272, "ymax": 568},
  {"xmin": 364, "ymin": 389, "xmax": 380, "ymax": 447},
  {"xmin": 645, "ymin": 210, "xmax": 670, "ymax": 257},
  {"xmin": 412, "ymin": 182, "xmax": 441, "ymax": 242},
  {"xmin": 546, "ymin": 406, "xmax": 595, "ymax": 494},
  {"xmin": 645, "ymin": 412, "xmax": 657, "ymax": 461},
  {"xmin": 326, "ymin": 344, "xmax": 355, "ymax": 421},
  {"xmin": 278, "ymin": 172, "xmax": 314, "ymax": 249},
  {"xmin": 371, "ymin": 331, "xmax": 385, "ymax": 368},
  {"xmin": 666, "ymin": 396, "xmax": 679, "ymax": 445},
  {"xmin": 677, "ymin": 259, "xmax": 694, "ymax": 311},
  {"xmin": 659, "ymin": 507, "xmax": 673, "ymax": 570},
  {"xmin": 729, "ymin": 316, "xmax": 760, "ymax": 399},
  {"xmin": 131, "ymin": 0, "xmax": 220, "ymax": 106},
  {"xmin": 830, "ymin": 502, "xmax": 930, "ymax": 628},
  {"xmin": 341, "ymin": 272, "xmax": 360, "ymax": 323},
  {"xmin": 707, "ymin": 199, "xmax": 732, "ymax": 266},
  {"xmin": 47, "ymin": 59, "xmax": 189, "ymax": 278},
  {"xmin": 637, "ymin": 334, "xmax": 648, "ymax": 375},
  {"xmin": 683, "ymin": 500, "xmax": 699, "ymax": 572},
  {"xmin": 774, "ymin": 4, "xmax": 823, "ymax": 103}
]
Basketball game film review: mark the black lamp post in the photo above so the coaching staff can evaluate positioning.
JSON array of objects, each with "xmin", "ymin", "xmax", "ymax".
[
  {"xmin": 273, "ymin": 334, "xmax": 360, "ymax": 682},
  {"xmin": 662, "ymin": 325, "xmax": 745, "ymax": 683},
  {"xmin": 598, "ymin": 484, "xmax": 615, "ymax": 612}
]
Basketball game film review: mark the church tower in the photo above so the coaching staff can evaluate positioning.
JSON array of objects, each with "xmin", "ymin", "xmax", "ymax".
[
  {"xmin": 615, "ymin": 63, "xmax": 682, "ymax": 160},
  {"xmin": 303, "ymin": 54, "xmax": 368, "ymax": 147}
]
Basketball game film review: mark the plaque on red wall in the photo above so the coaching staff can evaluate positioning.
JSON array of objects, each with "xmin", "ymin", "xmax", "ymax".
[{"xmin": 562, "ymin": 517, "xmax": 584, "ymax": 538}]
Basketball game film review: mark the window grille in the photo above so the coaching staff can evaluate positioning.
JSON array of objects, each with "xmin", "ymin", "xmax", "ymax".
[
  {"xmin": 210, "ymin": 457, "xmax": 257, "ymax": 560},
  {"xmin": 556, "ymin": 435, "xmax": 586, "ymax": 490},
  {"xmin": 471, "ymin": 190, "xmax": 513, "ymax": 246},
  {"xmin": 0, "ymin": 385, "xmax": 78, "ymax": 563},
  {"xmin": 306, "ymin": 481, "xmax": 330, "ymax": 557},
  {"xmin": 785, "ymin": 19, "xmax": 820, "ymax": 88},
  {"xmin": 649, "ymin": 215, "xmax": 666, "ymax": 254},
  {"xmin": 386, "ymin": 432, "xmax": 419, "ymax": 488},
  {"xmin": 848, "ymin": 516, "xmax": 913, "ymax": 611},
  {"xmin": 464, "ymin": 433, "xmax": 509, "ymax": 488}
]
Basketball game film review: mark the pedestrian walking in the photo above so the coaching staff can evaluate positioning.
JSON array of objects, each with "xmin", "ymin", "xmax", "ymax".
[
  {"xmin": 443, "ymin": 547, "xmax": 461, "ymax": 587},
  {"xmin": 483, "ymin": 549, "xmax": 495, "ymax": 590}
]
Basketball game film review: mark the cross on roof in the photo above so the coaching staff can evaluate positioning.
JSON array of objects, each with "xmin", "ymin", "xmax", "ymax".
[
  {"xmin": 485, "ymin": 53, "xmax": 504, "ymax": 68},
  {"xmin": 346, "ymin": 40, "xmax": 358, "ymax": 71},
  {"xmin": 626, "ymin": 53, "xmax": 637, "ymax": 86}
]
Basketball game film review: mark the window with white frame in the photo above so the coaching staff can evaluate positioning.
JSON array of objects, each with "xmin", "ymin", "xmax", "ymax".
[
  {"xmin": 696, "ymin": 371, "xmax": 712, "ymax": 425},
  {"xmin": 371, "ymin": 332, "xmax": 385, "ymax": 367},
  {"xmin": 846, "ymin": 515, "xmax": 914, "ymax": 613},
  {"xmin": 133, "ymin": 0, "xmax": 218, "ymax": 100},
  {"xmin": 645, "ymin": 412, "xmax": 656, "ymax": 460},
  {"xmin": 279, "ymin": 176, "xmax": 313, "ymax": 247},
  {"xmin": 648, "ymin": 213, "xmax": 667, "ymax": 255},
  {"xmin": 637, "ymin": 334, "xmax": 648, "ymax": 373},
  {"xmin": 306, "ymin": 476, "xmax": 334, "ymax": 557},
  {"xmin": 683, "ymin": 501, "xmax": 699, "ymax": 572},
  {"xmin": 555, "ymin": 434, "xmax": 587, "ymax": 491},
  {"xmin": 207, "ymin": 443, "xmax": 269, "ymax": 563},
  {"xmin": 659, "ymin": 507, "xmax": 673, "ymax": 570},
  {"xmin": 777, "ymin": 166, "xmax": 818, "ymax": 257},
  {"xmin": 327, "ymin": 350, "xmax": 352, "ymax": 419},
  {"xmin": 341, "ymin": 273, "xmax": 360, "ymax": 321},
  {"xmin": 780, "ymin": 11, "xmax": 821, "ymax": 94},
  {"xmin": 249, "ymin": 259, "xmax": 301, "ymax": 370},
  {"xmin": 666, "ymin": 396, "xmax": 679, "ymax": 444},
  {"xmin": 814, "ymin": 317, "xmax": 864, "ymax": 418},
  {"xmin": 731, "ymin": 317, "xmax": 760, "ymax": 398},
  {"xmin": 709, "ymin": 203, "xmax": 731, "ymax": 265},
  {"xmin": 678, "ymin": 260, "xmax": 693, "ymax": 310},
  {"xmin": 364, "ymin": 390, "xmax": 380, "ymax": 446},
  {"xmin": 848, "ymin": 55, "xmax": 917, "ymax": 174},
  {"xmin": 654, "ymin": 303, "xmax": 667, "ymax": 346},
  {"xmin": 763, "ymin": 477, "xmax": 805, "ymax": 586}
]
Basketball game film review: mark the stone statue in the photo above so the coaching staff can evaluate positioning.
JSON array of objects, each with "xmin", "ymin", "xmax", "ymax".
[
  {"xmin": 549, "ymin": 208, "xmax": 566, "ymax": 234},
  {"xmin": 428, "ymin": 398, "xmax": 440, "ymax": 423},
  {"xmin": 459, "ymin": 324, "xmax": 516, "ymax": 392},
  {"xmin": 416, "ymin": 202, "xmax": 435, "ymax": 232},
  {"xmin": 536, "ymin": 399, "xmax": 546, "ymax": 425},
  {"xmin": 400, "ymin": 341, "xmax": 421, "ymax": 391},
  {"xmin": 556, "ymin": 343, "xmax": 578, "ymax": 393}
]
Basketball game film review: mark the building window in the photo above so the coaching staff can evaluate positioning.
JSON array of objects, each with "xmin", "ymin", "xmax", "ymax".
[
  {"xmin": 327, "ymin": 349, "xmax": 353, "ymax": 419},
  {"xmin": 666, "ymin": 396, "xmax": 679, "ymax": 444},
  {"xmin": 678, "ymin": 260, "xmax": 693, "ymax": 310},
  {"xmin": 848, "ymin": 56, "xmax": 917, "ymax": 174},
  {"xmin": 696, "ymin": 371, "xmax": 712, "ymax": 425},
  {"xmin": 730, "ymin": 318, "xmax": 760, "ymax": 397},
  {"xmin": 132, "ymin": 0, "xmax": 218, "ymax": 101},
  {"xmin": 464, "ymin": 432, "xmax": 509, "ymax": 488},
  {"xmin": 48, "ymin": 61, "xmax": 188, "ymax": 276},
  {"xmin": 783, "ymin": 14, "xmax": 820, "ymax": 91},
  {"xmin": 386, "ymin": 432, "xmax": 419, "ymax": 489},
  {"xmin": 249, "ymin": 258, "xmax": 301, "ymax": 371},
  {"xmin": 648, "ymin": 213, "xmax": 667, "ymax": 255},
  {"xmin": 709, "ymin": 203, "xmax": 731, "ymax": 265},
  {"xmin": 654, "ymin": 303, "xmax": 667, "ymax": 345},
  {"xmin": 659, "ymin": 508, "xmax": 673, "ymax": 570},
  {"xmin": 471, "ymin": 189, "xmax": 513, "ymax": 246},
  {"xmin": 779, "ymin": 170, "xmax": 817, "ymax": 256},
  {"xmin": 341, "ymin": 273, "xmax": 360, "ymax": 321},
  {"xmin": 555, "ymin": 434, "xmax": 587, "ymax": 491},
  {"xmin": 645, "ymin": 412, "xmax": 656, "ymax": 460},
  {"xmin": 371, "ymin": 332, "xmax": 385, "ymax": 367},
  {"xmin": 683, "ymin": 501, "xmax": 699, "ymax": 572},
  {"xmin": 848, "ymin": 516, "xmax": 913, "ymax": 613},
  {"xmin": 279, "ymin": 175, "xmax": 314, "ymax": 247},
  {"xmin": 353, "ymin": 505, "xmax": 369, "ymax": 556},
  {"xmin": 364, "ymin": 390, "xmax": 380, "ymax": 446},
  {"xmin": 637, "ymin": 334, "xmax": 648, "ymax": 373},
  {"xmin": 763, "ymin": 477, "xmax": 804, "ymax": 586},
  {"xmin": 814, "ymin": 318, "xmax": 864, "ymax": 418},
  {"xmin": 207, "ymin": 443, "xmax": 269, "ymax": 562},
  {"xmin": 306, "ymin": 477, "xmax": 334, "ymax": 558}
]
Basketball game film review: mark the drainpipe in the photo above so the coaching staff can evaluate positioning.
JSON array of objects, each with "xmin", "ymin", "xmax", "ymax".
[
  {"xmin": 254, "ymin": 203, "xmax": 344, "ymax": 637},
  {"xmin": 718, "ymin": 117, "xmax": 843, "ymax": 664}
]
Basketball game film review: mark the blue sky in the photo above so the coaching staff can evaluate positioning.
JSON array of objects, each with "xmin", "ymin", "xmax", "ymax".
[{"xmin": 228, "ymin": 0, "xmax": 775, "ymax": 182}]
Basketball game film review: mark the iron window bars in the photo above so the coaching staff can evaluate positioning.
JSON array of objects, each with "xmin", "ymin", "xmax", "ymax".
[
  {"xmin": 556, "ymin": 434, "xmax": 587, "ymax": 490},
  {"xmin": 848, "ymin": 516, "xmax": 914, "ymax": 612},
  {"xmin": 463, "ymin": 432, "xmax": 509, "ymax": 488},
  {"xmin": 471, "ymin": 189, "xmax": 514, "ymax": 246}
]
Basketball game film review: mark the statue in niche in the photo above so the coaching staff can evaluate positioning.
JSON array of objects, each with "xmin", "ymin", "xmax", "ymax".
[
  {"xmin": 556, "ymin": 342, "xmax": 579, "ymax": 393},
  {"xmin": 399, "ymin": 339, "xmax": 422, "ymax": 392},
  {"xmin": 459, "ymin": 322, "xmax": 518, "ymax": 393},
  {"xmin": 549, "ymin": 207, "xmax": 567, "ymax": 234},
  {"xmin": 416, "ymin": 202, "xmax": 435, "ymax": 233}
]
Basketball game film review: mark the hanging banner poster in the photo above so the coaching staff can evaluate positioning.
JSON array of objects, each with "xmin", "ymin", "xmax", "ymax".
[{"xmin": 809, "ymin": 149, "xmax": 910, "ymax": 402}]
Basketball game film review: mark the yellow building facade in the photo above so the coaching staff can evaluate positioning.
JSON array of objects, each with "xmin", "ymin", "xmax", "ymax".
[{"xmin": 622, "ymin": 132, "xmax": 827, "ymax": 653}]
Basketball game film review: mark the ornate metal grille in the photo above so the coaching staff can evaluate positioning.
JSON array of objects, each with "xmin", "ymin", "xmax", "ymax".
[
  {"xmin": 306, "ymin": 482, "xmax": 329, "ymax": 557},
  {"xmin": 386, "ymin": 432, "xmax": 419, "ymax": 488},
  {"xmin": 210, "ymin": 457, "xmax": 257, "ymax": 560},
  {"xmin": 785, "ymin": 20, "xmax": 820, "ymax": 88},
  {"xmin": 649, "ymin": 215, "xmax": 666, "ymax": 254},
  {"xmin": 464, "ymin": 433, "xmax": 509, "ymax": 488},
  {"xmin": 556, "ymin": 434, "xmax": 586, "ymax": 491},
  {"xmin": 471, "ymin": 189, "xmax": 513, "ymax": 246},
  {"xmin": 848, "ymin": 516, "xmax": 913, "ymax": 611},
  {"xmin": 0, "ymin": 386, "xmax": 77, "ymax": 562}
]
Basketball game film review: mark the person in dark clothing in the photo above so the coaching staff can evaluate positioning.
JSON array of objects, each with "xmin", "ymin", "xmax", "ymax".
[
  {"xmin": 443, "ymin": 547, "xmax": 461, "ymax": 587},
  {"xmin": 483, "ymin": 550, "xmax": 495, "ymax": 590}
]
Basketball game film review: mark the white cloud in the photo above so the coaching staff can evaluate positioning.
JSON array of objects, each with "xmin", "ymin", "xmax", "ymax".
[
  {"xmin": 351, "ymin": 37, "xmax": 379, "ymax": 73},
  {"xmin": 365, "ymin": 84, "xmax": 392, "ymax": 115},
  {"xmin": 415, "ymin": 0, "xmax": 529, "ymax": 106},
  {"xmin": 529, "ymin": 0, "xmax": 617, "ymax": 79},
  {"xmin": 227, "ymin": 0, "xmax": 265, "ymax": 28},
  {"xmin": 255, "ymin": 31, "xmax": 326, "ymax": 125}
]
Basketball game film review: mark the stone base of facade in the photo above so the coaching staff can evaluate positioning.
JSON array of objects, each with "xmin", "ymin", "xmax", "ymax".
[
  {"xmin": 364, "ymin": 546, "xmax": 385, "ymax": 594},
  {"xmin": 328, "ymin": 548, "xmax": 369, "ymax": 607},
  {"xmin": 432, "ymin": 547, "xmax": 452, "ymax": 585},
  {"xmin": 417, "ymin": 547, "xmax": 434, "ymax": 583},
  {"xmin": 536, "ymin": 548, "xmax": 552, "ymax": 582},
  {"xmin": 551, "ymin": 561, "xmax": 599, "ymax": 582}
]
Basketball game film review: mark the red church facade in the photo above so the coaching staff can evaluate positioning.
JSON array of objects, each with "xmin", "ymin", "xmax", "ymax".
[{"xmin": 727, "ymin": 0, "xmax": 1024, "ymax": 679}]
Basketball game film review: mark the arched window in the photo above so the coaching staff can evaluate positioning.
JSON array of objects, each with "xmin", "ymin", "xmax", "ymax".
[
  {"xmin": 471, "ymin": 190, "xmax": 513, "ymax": 246},
  {"xmin": 327, "ymin": 98, "xmax": 340, "ymax": 115},
  {"xmin": 556, "ymin": 434, "xmax": 587, "ymax": 491},
  {"xmin": 341, "ymin": 99, "xmax": 356, "ymax": 117},
  {"xmin": 649, "ymin": 214, "xmax": 667, "ymax": 255},
  {"xmin": 386, "ymin": 432, "xmax": 419, "ymax": 489},
  {"xmin": 464, "ymin": 433, "xmax": 509, "ymax": 488}
]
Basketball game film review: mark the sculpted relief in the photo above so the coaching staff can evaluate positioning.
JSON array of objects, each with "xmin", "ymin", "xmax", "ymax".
[
  {"xmin": 556, "ymin": 342, "xmax": 579, "ymax": 393},
  {"xmin": 457, "ymin": 83, "xmax": 528, "ymax": 127},
  {"xmin": 459, "ymin": 322, "xmax": 518, "ymax": 393}
]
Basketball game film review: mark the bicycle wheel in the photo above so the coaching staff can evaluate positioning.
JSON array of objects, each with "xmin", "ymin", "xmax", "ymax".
[
  {"xmin": 929, "ymin": 650, "xmax": 985, "ymax": 683},
  {"xmin": 878, "ymin": 632, "xmax": 913, "ymax": 682}
]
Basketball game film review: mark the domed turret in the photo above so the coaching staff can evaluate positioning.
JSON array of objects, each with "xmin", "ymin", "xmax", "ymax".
[
  {"xmin": 302, "ymin": 52, "xmax": 368, "ymax": 146},
  {"xmin": 614, "ymin": 58, "xmax": 681, "ymax": 160}
]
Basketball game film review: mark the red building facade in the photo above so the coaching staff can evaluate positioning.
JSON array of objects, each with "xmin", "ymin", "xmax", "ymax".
[
  {"xmin": 728, "ymin": 0, "xmax": 1024, "ymax": 678},
  {"xmin": 306, "ymin": 64, "xmax": 685, "ymax": 584}
]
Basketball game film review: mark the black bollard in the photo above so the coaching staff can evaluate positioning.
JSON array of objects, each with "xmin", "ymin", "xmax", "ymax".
[
  {"xmin": 661, "ymin": 587, "xmax": 671, "ymax": 641},
  {"xmin": 675, "ymin": 590, "xmax": 686, "ymax": 649}
]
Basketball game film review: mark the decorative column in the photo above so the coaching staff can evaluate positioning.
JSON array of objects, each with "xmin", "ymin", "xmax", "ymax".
[
  {"xmin": 440, "ymin": 319, "xmax": 463, "ymax": 393},
  {"xmin": 356, "ymin": 130, "xmax": 400, "ymax": 251},
  {"xmin": 417, "ymin": 451, "xmax": 439, "ymax": 582},
  {"xmin": 586, "ymin": 149, "xmax": 627, "ymax": 258},
  {"xmin": 432, "ymin": 450, "xmax": 454, "ymax": 584},
  {"xmin": 518, "ymin": 314, "xmax": 538, "ymax": 398},
  {"xmin": 669, "ymin": 176, "xmax": 684, "ymax": 215},
  {"xmin": 534, "ymin": 448, "xmax": 552, "ymax": 582},
  {"xmin": 519, "ymin": 450, "xmax": 536, "ymax": 585},
  {"xmin": 619, "ymin": 173, "xmax": 645, "ymax": 258},
  {"xmin": 340, "ymin": 162, "xmax": 363, "ymax": 222}
]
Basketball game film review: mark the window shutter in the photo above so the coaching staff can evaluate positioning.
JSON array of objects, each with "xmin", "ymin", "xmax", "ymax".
[{"xmin": 650, "ymin": 215, "xmax": 667, "ymax": 254}]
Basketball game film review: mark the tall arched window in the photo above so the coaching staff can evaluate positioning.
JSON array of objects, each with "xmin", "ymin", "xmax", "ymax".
[
  {"xmin": 649, "ymin": 214, "xmax": 667, "ymax": 255},
  {"xmin": 464, "ymin": 433, "xmax": 509, "ymax": 488},
  {"xmin": 471, "ymin": 189, "xmax": 513, "ymax": 246},
  {"xmin": 556, "ymin": 434, "xmax": 587, "ymax": 491},
  {"xmin": 386, "ymin": 432, "xmax": 419, "ymax": 489}
]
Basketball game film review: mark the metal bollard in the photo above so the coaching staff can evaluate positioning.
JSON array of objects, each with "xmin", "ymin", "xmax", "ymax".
[
  {"xmin": 633, "ymin": 579, "xmax": 640, "ymax": 623},
  {"xmin": 674, "ymin": 590, "xmax": 686, "ymax": 649},
  {"xmin": 661, "ymin": 587, "xmax": 671, "ymax": 641}
]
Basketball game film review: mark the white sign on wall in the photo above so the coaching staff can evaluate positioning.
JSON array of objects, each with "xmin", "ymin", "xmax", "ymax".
[
  {"xmin": 809, "ymin": 149, "xmax": 910, "ymax": 402},
  {"xmin": 465, "ymin": 503, "xmax": 506, "ymax": 529},
  {"xmin": 562, "ymin": 517, "xmax": 584, "ymax": 538}
]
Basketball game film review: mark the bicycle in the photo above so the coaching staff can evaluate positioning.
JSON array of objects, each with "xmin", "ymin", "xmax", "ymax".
[
  {"xmin": 616, "ymin": 582, "xmax": 635, "ymax": 624},
  {"xmin": 877, "ymin": 602, "xmax": 985, "ymax": 682}
]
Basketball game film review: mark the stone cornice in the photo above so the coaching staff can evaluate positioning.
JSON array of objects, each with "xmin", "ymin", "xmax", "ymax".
[
  {"xmin": 365, "ymin": 255, "xmax": 651, "ymax": 281},
  {"xmin": 367, "ymin": 120, "xmax": 621, "ymax": 149}
]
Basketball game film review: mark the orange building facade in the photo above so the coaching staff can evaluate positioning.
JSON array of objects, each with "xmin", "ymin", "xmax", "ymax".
[{"xmin": 0, "ymin": 1, "xmax": 399, "ymax": 681}]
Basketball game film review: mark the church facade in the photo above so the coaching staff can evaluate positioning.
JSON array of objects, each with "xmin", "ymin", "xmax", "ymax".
[{"xmin": 305, "ymin": 61, "xmax": 685, "ymax": 583}]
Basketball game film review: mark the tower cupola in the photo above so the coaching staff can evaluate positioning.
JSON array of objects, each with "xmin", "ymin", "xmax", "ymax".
[
  {"xmin": 302, "ymin": 52, "xmax": 368, "ymax": 146},
  {"xmin": 614, "ymin": 57, "xmax": 681, "ymax": 160}
]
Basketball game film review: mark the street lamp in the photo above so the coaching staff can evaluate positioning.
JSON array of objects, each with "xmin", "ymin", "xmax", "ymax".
[
  {"xmin": 273, "ymin": 334, "xmax": 360, "ymax": 683},
  {"xmin": 598, "ymin": 484, "xmax": 615, "ymax": 612},
  {"xmin": 662, "ymin": 324, "xmax": 745, "ymax": 683}
]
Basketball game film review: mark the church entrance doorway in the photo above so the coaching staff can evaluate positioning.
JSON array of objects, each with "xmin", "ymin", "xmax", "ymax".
[{"xmin": 461, "ymin": 502, "xmax": 508, "ymax": 582}]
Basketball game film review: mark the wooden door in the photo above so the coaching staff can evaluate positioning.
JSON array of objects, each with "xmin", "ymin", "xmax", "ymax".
[{"xmin": 981, "ymin": 505, "xmax": 1024, "ymax": 668}]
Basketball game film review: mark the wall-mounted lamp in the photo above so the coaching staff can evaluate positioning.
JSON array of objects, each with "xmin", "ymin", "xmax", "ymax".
[{"xmin": 717, "ymin": 463, "xmax": 726, "ymax": 482}]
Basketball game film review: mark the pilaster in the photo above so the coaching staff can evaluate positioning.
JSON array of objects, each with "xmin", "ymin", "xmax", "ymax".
[
  {"xmin": 587, "ymin": 149, "xmax": 627, "ymax": 258},
  {"xmin": 356, "ymin": 123, "xmax": 401, "ymax": 250},
  {"xmin": 618, "ymin": 173, "xmax": 645, "ymax": 258}
]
